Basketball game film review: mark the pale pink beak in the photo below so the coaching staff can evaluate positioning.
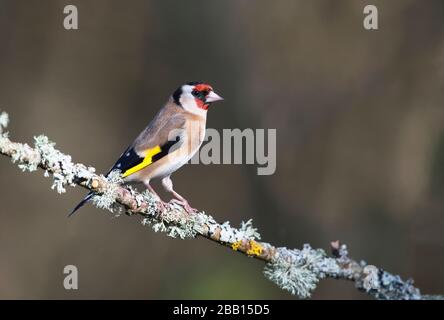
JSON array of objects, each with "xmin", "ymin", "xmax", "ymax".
[{"xmin": 206, "ymin": 91, "xmax": 224, "ymax": 103}]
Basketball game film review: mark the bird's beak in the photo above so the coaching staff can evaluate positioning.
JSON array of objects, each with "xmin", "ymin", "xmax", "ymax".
[{"xmin": 206, "ymin": 91, "xmax": 224, "ymax": 103}]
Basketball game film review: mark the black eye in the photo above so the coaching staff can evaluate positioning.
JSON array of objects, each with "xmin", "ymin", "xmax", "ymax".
[{"xmin": 192, "ymin": 90, "xmax": 199, "ymax": 97}]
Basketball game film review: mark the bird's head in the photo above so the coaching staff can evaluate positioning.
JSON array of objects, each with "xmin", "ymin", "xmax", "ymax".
[{"xmin": 173, "ymin": 82, "xmax": 223, "ymax": 115}]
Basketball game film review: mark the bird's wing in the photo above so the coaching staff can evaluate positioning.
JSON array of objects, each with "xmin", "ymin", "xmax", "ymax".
[{"xmin": 109, "ymin": 104, "xmax": 186, "ymax": 178}]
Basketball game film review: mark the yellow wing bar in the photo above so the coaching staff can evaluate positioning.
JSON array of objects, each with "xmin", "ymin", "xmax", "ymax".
[{"xmin": 122, "ymin": 146, "xmax": 162, "ymax": 178}]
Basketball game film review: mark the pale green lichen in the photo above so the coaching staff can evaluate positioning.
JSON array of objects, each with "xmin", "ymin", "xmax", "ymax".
[
  {"xmin": 0, "ymin": 111, "xmax": 9, "ymax": 132},
  {"xmin": 239, "ymin": 219, "xmax": 261, "ymax": 240},
  {"xmin": 33, "ymin": 135, "xmax": 96, "ymax": 193},
  {"xmin": 140, "ymin": 202, "xmax": 261, "ymax": 242},
  {"xmin": 360, "ymin": 267, "xmax": 422, "ymax": 300},
  {"xmin": 216, "ymin": 219, "xmax": 261, "ymax": 245},
  {"xmin": 264, "ymin": 243, "xmax": 423, "ymax": 300},
  {"xmin": 263, "ymin": 245, "xmax": 327, "ymax": 298},
  {"xmin": 35, "ymin": 136, "xmax": 70, "ymax": 192},
  {"xmin": 362, "ymin": 265, "xmax": 381, "ymax": 291},
  {"xmin": 106, "ymin": 169, "xmax": 123, "ymax": 184},
  {"xmin": 91, "ymin": 170, "xmax": 123, "ymax": 213},
  {"xmin": 141, "ymin": 198, "xmax": 237, "ymax": 240},
  {"xmin": 264, "ymin": 260, "xmax": 317, "ymax": 297},
  {"xmin": 142, "ymin": 201, "xmax": 198, "ymax": 239},
  {"xmin": 193, "ymin": 212, "xmax": 218, "ymax": 235},
  {"xmin": 9, "ymin": 142, "xmax": 40, "ymax": 172}
]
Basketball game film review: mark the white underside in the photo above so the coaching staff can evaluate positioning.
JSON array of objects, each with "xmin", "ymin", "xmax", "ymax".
[
  {"xmin": 151, "ymin": 150, "xmax": 195, "ymax": 180},
  {"xmin": 145, "ymin": 127, "xmax": 205, "ymax": 182}
]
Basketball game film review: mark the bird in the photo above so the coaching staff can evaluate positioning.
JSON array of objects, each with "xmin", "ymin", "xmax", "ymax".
[{"xmin": 69, "ymin": 82, "xmax": 224, "ymax": 216}]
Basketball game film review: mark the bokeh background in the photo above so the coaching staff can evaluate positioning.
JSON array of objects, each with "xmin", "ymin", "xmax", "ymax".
[{"xmin": 0, "ymin": 0, "xmax": 444, "ymax": 299}]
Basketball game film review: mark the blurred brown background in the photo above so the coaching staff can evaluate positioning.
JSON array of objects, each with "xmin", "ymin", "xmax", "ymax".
[{"xmin": 0, "ymin": 0, "xmax": 444, "ymax": 299}]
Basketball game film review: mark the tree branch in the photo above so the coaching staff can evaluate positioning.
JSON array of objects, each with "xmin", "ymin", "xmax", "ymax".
[{"xmin": 0, "ymin": 110, "xmax": 440, "ymax": 299}]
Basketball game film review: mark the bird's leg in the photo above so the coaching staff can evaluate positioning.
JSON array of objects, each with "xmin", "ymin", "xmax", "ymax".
[
  {"xmin": 161, "ymin": 176, "xmax": 197, "ymax": 214},
  {"xmin": 144, "ymin": 181, "xmax": 167, "ymax": 214}
]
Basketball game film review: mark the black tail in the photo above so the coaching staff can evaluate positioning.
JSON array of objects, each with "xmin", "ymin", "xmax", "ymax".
[{"xmin": 69, "ymin": 192, "xmax": 95, "ymax": 217}]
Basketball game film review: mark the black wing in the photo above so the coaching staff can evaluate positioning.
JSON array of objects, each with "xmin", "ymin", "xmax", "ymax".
[
  {"xmin": 107, "ymin": 145, "xmax": 144, "ymax": 177},
  {"xmin": 107, "ymin": 135, "xmax": 181, "ymax": 178}
]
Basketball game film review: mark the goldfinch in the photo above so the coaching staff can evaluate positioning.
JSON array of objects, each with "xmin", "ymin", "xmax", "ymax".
[{"xmin": 70, "ymin": 82, "xmax": 223, "ymax": 215}]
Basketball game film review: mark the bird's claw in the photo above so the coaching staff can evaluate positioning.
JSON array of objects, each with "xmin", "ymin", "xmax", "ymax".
[
  {"xmin": 155, "ymin": 200, "xmax": 168, "ymax": 218},
  {"xmin": 169, "ymin": 199, "xmax": 198, "ymax": 214}
]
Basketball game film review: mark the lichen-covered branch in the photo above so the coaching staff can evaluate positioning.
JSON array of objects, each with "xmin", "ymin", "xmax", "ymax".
[{"xmin": 0, "ymin": 110, "xmax": 440, "ymax": 300}]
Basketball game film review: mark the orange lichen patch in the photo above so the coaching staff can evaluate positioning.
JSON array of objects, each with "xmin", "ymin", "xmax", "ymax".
[
  {"xmin": 231, "ymin": 240, "xmax": 242, "ymax": 251},
  {"xmin": 246, "ymin": 240, "xmax": 263, "ymax": 257},
  {"xmin": 232, "ymin": 240, "xmax": 263, "ymax": 256}
]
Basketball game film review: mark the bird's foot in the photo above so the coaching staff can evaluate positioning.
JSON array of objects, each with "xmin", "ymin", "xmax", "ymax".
[
  {"xmin": 155, "ymin": 200, "xmax": 169, "ymax": 218},
  {"xmin": 169, "ymin": 199, "xmax": 198, "ymax": 214}
]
